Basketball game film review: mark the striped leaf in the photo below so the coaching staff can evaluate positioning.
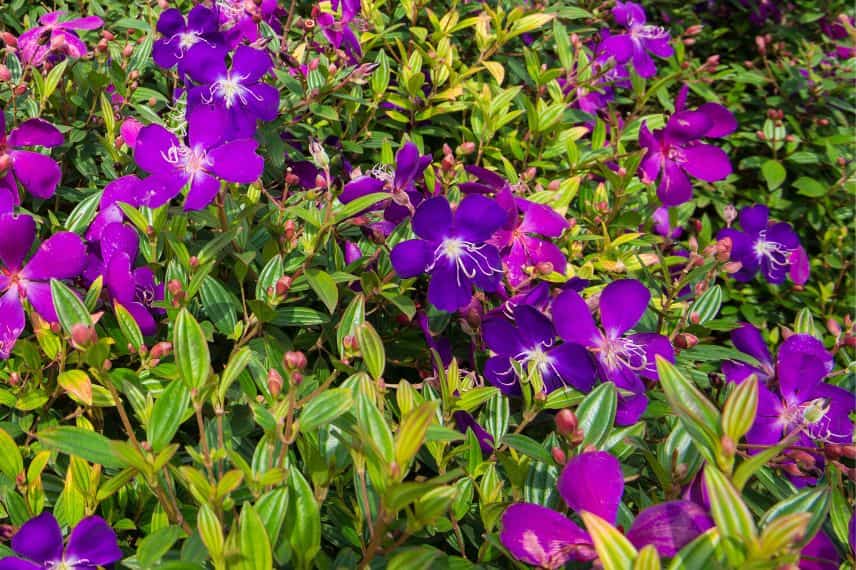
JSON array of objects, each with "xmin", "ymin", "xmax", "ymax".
[
  {"xmin": 703, "ymin": 465, "xmax": 757, "ymax": 543},
  {"xmin": 691, "ymin": 285, "xmax": 722, "ymax": 324},
  {"xmin": 581, "ymin": 511, "xmax": 637, "ymax": 570},
  {"xmin": 722, "ymin": 375, "xmax": 759, "ymax": 442}
]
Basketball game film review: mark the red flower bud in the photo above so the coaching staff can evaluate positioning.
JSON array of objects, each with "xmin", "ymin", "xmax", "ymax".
[{"xmin": 555, "ymin": 409, "xmax": 578, "ymax": 437}]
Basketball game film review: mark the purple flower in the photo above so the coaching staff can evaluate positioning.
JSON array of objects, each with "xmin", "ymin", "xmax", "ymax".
[
  {"xmin": 152, "ymin": 6, "xmax": 224, "ymax": 74},
  {"xmin": 390, "ymin": 195, "xmax": 506, "ymax": 312},
  {"xmin": 552, "ymin": 280, "xmax": 675, "ymax": 424},
  {"xmin": 317, "ymin": 0, "xmax": 363, "ymax": 62},
  {"xmin": 85, "ymin": 176, "xmax": 145, "ymax": 245},
  {"xmin": 339, "ymin": 142, "xmax": 431, "ymax": 226},
  {"xmin": 482, "ymin": 305, "xmax": 594, "ymax": 395},
  {"xmin": 0, "ymin": 111, "xmax": 64, "ymax": 201},
  {"xmin": 17, "ymin": 11, "xmax": 102, "ymax": 67},
  {"xmin": 215, "ymin": 0, "xmax": 281, "ymax": 48},
  {"xmin": 134, "ymin": 106, "xmax": 264, "ymax": 210},
  {"xmin": 0, "ymin": 511, "xmax": 122, "ymax": 569},
  {"xmin": 652, "ymin": 206, "xmax": 683, "ymax": 239},
  {"xmin": 185, "ymin": 46, "xmax": 278, "ymax": 138},
  {"xmin": 0, "ymin": 214, "xmax": 85, "ymax": 358},
  {"xmin": 717, "ymin": 205, "xmax": 806, "ymax": 284},
  {"xmin": 598, "ymin": 2, "xmax": 673, "ymax": 78},
  {"xmin": 500, "ymin": 451, "xmax": 712, "ymax": 567},
  {"xmin": 639, "ymin": 89, "xmax": 737, "ymax": 206},
  {"xmin": 723, "ymin": 324, "xmax": 853, "ymax": 455}
]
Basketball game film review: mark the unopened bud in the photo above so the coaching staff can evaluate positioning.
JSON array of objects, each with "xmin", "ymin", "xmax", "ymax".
[
  {"xmin": 723, "ymin": 261, "xmax": 743, "ymax": 274},
  {"xmin": 782, "ymin": 462, "xmax": 803, "ymax": 477},
  {"xmin": 457, "ymin": 142, "xmax": 476, "ymax": 155},
  {"xmin": 189, "ymin": 255, "xmax": 199, "ymax": 269},
  {"xmin": 13, "ymin": 83, "xmax": 27, "ymax": 96},
  {"xmin": 826, "ymin": 318, "xmax": 841, "ymax": 336},
  {"xmin": 0, "ymin": 65, "xmax": 10, "ymax": 82},
  {"xmin": 167, "ymin": 279, "xmax": 183, "ymax": 295},
  {"xmin": 675, "ymin": 333, "xmax": 698, "ymax": 349},
  {"xmin": 284, "ymin": 219, "xmax": 296, "ymax": 240},
  {"xmin": 716, "ymin": 236, "xmax": 733, "ymax": 262},
  {"xmin": 275, "ymin": 275, "xmax": 292, "ymax": 296},
  {"xmin": 551, "ymin": 446, "xmax": 567, "ymax": 465},
  {"xmin": 720, "ymin": 435, "xmax": 736, "ymax": 457},
  {"xmin": 267, "ymin": 369, "xmax": 283, "ymax": 396},
  {"xmin": 1, "ymin": 32, "xmax": 17, "ymax": 48},
  {"xmin": 71, "ymin": 324, "xmax": 97, "ymax": 348},
  {"xmin": 149, "ymin": 341, "xmax": 172, "ymax": 360},
  {"xmin": 685, "ymin": 24, "xmax": 703, "ymax": 36},
  {"xmin": 284, "ymin": 350, "xmax": 308, "ymax": 371},
  {"xmin": 786, "ymin": 449, "xmax": 816, "ymax": 470},
  {"xmin": 536, "ymin": 261, "xmax": 554, "ymax": 275},
  {"xmin": 8, "ymin": 372, "xmax": 20, "ymax": 387},
  {"xmin": 101, "ymin": 30, "xmax": 115, "ymax": 41},
  {"xmin": 291, "ymin": 372, "xmax": 303, "ymax": 385},
  {"xmin": 96, "ymin": 38, "xmax": 108, "ymax": 52},
  {"xmin": 122, "ymin": 43, "xmax": 134, "ymax": 58},
  {"xmin": 285, "ymin": 172, "xmax": 300, "ymax": 185},
  {"xmin": 555, "ymin": 409, "xmax": 578, "ymax": 436},
  {"xmin": 343, "ymin": 334, "xmax": 359, "ymax": 352}
]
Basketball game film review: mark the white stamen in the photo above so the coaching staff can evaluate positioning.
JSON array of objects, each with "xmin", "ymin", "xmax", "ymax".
[
  {"xmin": 752, "ymin": 230, "xmax": 793, "ymax": 270},
  {"xmin": 593, "ymin": 334, "xmax": 648, "ymax": 372}
]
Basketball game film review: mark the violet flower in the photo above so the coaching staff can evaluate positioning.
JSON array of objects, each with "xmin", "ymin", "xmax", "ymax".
[
  {"xmin": 185, "ymin": 46, "xmax": 278, "ymax": 138},
  {"xmin": 482, "ymin": 305, "xmax": 594, "ymax": 395},
  {"xmin": 390, "ymin": 195, "xmax": 506, "ymax": 312},
  {"xmin": 0, "ymin": 214, "xmax": 85, "ymax": 358},
  {"xmin": 452, "ymin": 411, "xmax": 494, "ymax": 455},
  {"xmin": 214, "ymin": 0, "xmax": 281, "ymax": 48},
  {"xmin": 717, "ymin": 204, "xmax": 807, "ymax": 285},
  {"xmin": 339, "ymin": 141, "xmax": 431, "ymax": 226},
  {"xmin": 500, "ymin": 451, "xmax": 712, "ymax": 567},
  {"xmin": 552, "ymin": 279, "xmax": 675, "ymax": 424},
  {"xmin": 723, "ymin": 324, "xmax": 853, "ymax": 454},
  {"xmin": 0, "ymin": 511, "xmax": 122, "ymax": 569},
  {"xmin": 152, "ymin": 5, "xmax": 224, "ymax": 74},
  {"xmin": 317, "ymin": 0, "xmax": 363, "ymax": 63},
  {"xmin": 17, "ymin": 11, "xmax": 102, "ymax": 67},
  {"xmin": 639, "ymin": 88, "xmax": 737, "ymax": 206},
  {"xmin": 652, "ymin": 206, "xmax": 683, "ymax": 239},
  {"xmin": 0, "ymin": 111, "xmax": 64, "ymax": 201},
  {"xmin": 134, "ymin": 106, "xmax": 264, "ymax": 210},
  {"xmin": 598, "ymin": 2, "xmax": 673, "ymax": 78}
]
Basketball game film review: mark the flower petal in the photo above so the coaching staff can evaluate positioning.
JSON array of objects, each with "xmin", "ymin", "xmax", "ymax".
[
  {"xmin": 65, "ymin": 516, "xmax": 123, "ymax": 567},
  {"xmin": 393, "ymin": 142, "xmax": 420, "ymax": 190},
  {"xmin": 0, "ymin": 214, "xmax": 35, "ymax": 270},
  {"xmin": 8, "ymin": 119, "xmax": 63, "ymax": 147},
  {"xmin": 600, "ymin": 279, "xmax": 650, "ymax": 338},
  {"xmin": 626, "ymin": 501, "xmax": 714, "ymax": 557},
  {"xmin": 10, "ymin": 151, "xmax": 61, "ymax": 199},
  {"xmin": 730, "ymin": 322, "xmax": 772, "ymax": 367},
  {"xmin": 60, "ymin": 15, "xmax": 103, "ymax": 30},
  {"xmin": 482, "ymin": 315, "xmax": 525, "ymax": 356},
  {"xmin": 428, "ymin": 258, "xmax": 472, "ymax": 311},
  {"xmin": 135, "ymin": 125, "xmax": 180, "ymax": 174},
  {"xmin": 232, "ymin": 46, "xmax": 273, "ymax": 83},
  {"xmin": 183, "ymin": 173, "xmax": 221, "ymax": 211},
  {"xmin": 0, "ymin": 557, "xmax": 42, "ymax": 570},
  {"xmin": 552, "ymin": 289, "xmax": 600, "ymax": 347},
  {"xmin": 412, "ymin": 197, "xmax": 453, "ymax": 242},
  {"xmin": 390, "ymin": 239, "xmax": 433, "ymax": 278},
  {"xmin": 558, "ymin": 451, "xmax": 624, "ymax": 523},
  {"xmin": 187, "ymin": 105, "xmax": 228, "ymax": 149},
  {"xmin": 697, "ymin": 103, "xmax": 737, "ymax": 137},
  {"xmin": 21, "ymin": 231, "xmax": 85, "ymax": 281},
  {"xmin": 339, "ymin": 177, "xmax": 386, "ymax": 204},
  {"xmin": 208, "ymin": 140, "xmax": 264, "ymax": 183},
  {"xmin": 513, "ymin": 305, "xmax": 556, "ymax": 349},
  {"xmin": 548, "ymin": 342, "xmax": 596, "ymax": 392},
  {"xmin": 799, "ymin": 531, "xmax": 840, "ymax": 570},
  {"xmin": 745, "ymin": 382, "xmax": 783, "ymax": 448},
  {"xmin": 657, "ymin": 160, "xmax": 693, "ymax": 206},
  {"xmin": 630, "ymin": 332, "xmax": 674, "ymax": 380},
  {"xmin": 0, "ymin": 287, "xmax": 25, "ymax": 359},
  {"xmin": 681, "ymin": 143, "xmax": 732, "ymax": 182},
  {"xmin": 453, "ymin": 195, "xmax": 508, "ymax": 243},
  {"xmin": 776, "ymin": 334, "xmax": 833, "ymax": 403},
  {"xmin": 739, "ymin": 205, "xmax": 769, "ymax": 235},
  {"xmin": 518, "ymin": 200, "xmax": 569, "ymax": 237},
  {"xmin": 500, "ymin": 504, "xmax": 593, "ymax": 568},
  {"xmin": 22, "ymin": 281, "xmax": 58, "ymax": 322},
  {"xmin": 11, "ymin": 512, "xmax": 63, "ymax": 565}
]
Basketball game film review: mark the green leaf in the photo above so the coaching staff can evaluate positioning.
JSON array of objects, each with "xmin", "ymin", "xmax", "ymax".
[
  {"xmin": 218, "ymin": 347, "xmax": 254, "ymax": 402},
  {"xmin": 758, "ymin": 513, "xmax": 810, "ymax": 556},
  {"xmin": 147, "ymin": 380, "xmax": 191, "ymax": 453},
  {"xmin": 0, "ymin": 428, "xmax": 23, "ymax": 480},
  {"xmin": 137, "ymin": 526, "xmax": 183, "ymax": 568},
  {"xmin": 57, "ymin": 370, "xmax": 93, "ymax": 407},
  {"xmin": 721, "ymin": 376, "xmax": 758, "ymax": 442},
  {"xmin": 703, "ymin": 465, "xmax": 757, "ymax": 542},
  {"xmin": 792, "ymin": 176, "xmax": 827, "ymax": 197},
  {"xmin": 793, "ymin": 308, "xmax": 817, "ymax": 337},
  {"xmin": 691, "ymin": 285, "xmax": 723, "ymax": 324},
  {"xmin": 667, "ymin": 528, "xmax": 720, "ymax": 570},
  {"xmin": 41, "ymin": 59, "xmax": 68, "ymax": 103},
  {"xmin": 633, "ymin": 545, "xmax": 662, "ymax": 570},
  {"xmin": 173, "ymin": 309, "xmax": 210, "ymax": 390},
  {"xmin": 581, "ymin": 511, "xmax": 638, "ymax": 570},
  {"xmin": 287, "ymin": 469, "xmax": 321, "ymax": 568},
  {"xmin": 200, "ymin": 277, "xmax": 239, "ymax": 336},
  {"xmin": 576, "ymin": 382, "xmax": 617, "ymax": 449},
  {"xmin": 356, "ymin": 321, "xmax": 385, "ymax": 380},
  {"xmin": 299, "ymin": 388, "xmax": 353, "ymax": 432},
  {"xmin": 305, "ymin": 269, "xmax": 339, "ymax": 313},
  {"xmin": 50, "ymin": 279, "xmax": 92, "ymax": 334},
  {"xmin": 65, "ymin": 192, "xmax": 102, "ymax": 234},
  {"xmin": 502, "ymin": 433, "xmax": 552, "ymax": 464},
  {"xmin": 759, "ymin": 487, "xmax": 829, "ymax": 548},
  {"xmin": 114, "ymin": 302, "xmax": 145, "ymax": 350},
  {"xmin": 355, "ymin": 391, "xmax": 394, "ymax": 464},
  {"xmin": 38, "ymin": 427, "xmax": 126, "ymax": 469},
  {"xmin": 508, "ymin": 13, "xmax": 554, "ymax": 39},
  {"xmin": 761, "ymin": 159, "xmax": 786, "ymax": 190},
  {"xmin": 254, "ymin": 487, "xmax": 289, "ymax": 550},
  {"xmin": 334, "ymin": 192, "xmax": 391, "ymax": 223},
  {"xmin": 197, "ymin": 503, "xmax": 224, "ymax": 561},
  {"xmin": 237, "ymin": 505, "xmax": 272, "ymax": 570},
  {"xmin": 394, "ymin": 401, "xmax": 438, "ymax": 471}
]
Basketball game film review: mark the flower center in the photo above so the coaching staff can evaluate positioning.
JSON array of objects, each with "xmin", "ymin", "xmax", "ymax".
[
  {"xmin": 780, "ymin": 397, "xmax": 837, "ymax": 442},
  {"xmin": 161, "ymin": 144, "xmax": 210, "ymax": 178},
  {"xmin": 633, "ymin": 24, "xmax": 668, "ymax": 41},
  {"xmin": 752, "ymin": 230, "xmax": 793, "ymax": 269},
  {"xmin": 594, "ymin": 334, "xmax": 647, "ymax": 372},
  {"xmin": 135, "ymin": 283, "xmax": 156, "ymax": 308},
  {"xmin": 427, "ymin": 238, "xmax": 502, "ymax": 287},
  {"xmin": 205, "ymin": 73, "xmax": 261, "ymax": 108},
  {"xmin": 178, "ymin": 31, "xmax": 200, "ymax": 50}
]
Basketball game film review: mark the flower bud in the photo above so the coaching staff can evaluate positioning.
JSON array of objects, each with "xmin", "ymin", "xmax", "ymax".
[
  {"xmin": 827, "ymin": 318, "xmax": 841, "ymax": 336},
  {"xmin": 535, "ymin": 261, "xmax": 554, "ymax": 275},
  {"xmin": 457, "ymin": 141, "xmax": 476, "ymax": 155},
  {"xmin": 96, "ymin": 38, "xmax": 108, "ymax": 52},
  {"xmin": 551, "ymin": 446, "xmax": 567, "ymax": 465},
  {"xmin": 685, "ymin": 24, "xmax": 703, "ymax": 36},
  {"xmin": 723, "ymin": 261, "xmax": 743, "ymax": 274},
  {"xmin": 13, "ymin": 84, "xmax": 27, "ymax": 97},
  {"xmin": 275, "ymin": 275, "xmax": 292, "ymax": 296},
  {"xmin": 149, "ymin": 341, "xmax": 173, "ymax": 360},
  {"xmin": 675, "ymin": 333, "xmax": 698, "ymax": 349},
  {"xmin": 720, "ymin": 435, "xmax": 736, "ymax": 457},
  {"xmin": 122, "ymin": 43, "xmax": 134, "ymax": 58},
  {"xmin": 0, "ymin": 65, "xmax": 10, "ymax": 82},
  {"xmin": 715, "ymin": 236, "xmax": 733, "ymax": 262},
  {"xmin": 283, "ymin": 350, "xmax": 308, "ymax": 371},
  {"xmin": 167, "ymin": 279, "xmax": 183, "ymax": 295},
  {"xmin": 555, "ymin": 409, "xmax": 578, "ymax": 436},
  {"xmin": 8, "ymin": 372, "xmax": 20, "ymax": 387},
  {"xmin": 71, "ymin": 324, "xmax": 97, "ymax": 348},
  {"xmin": 101, "ymin": 30, "xmax": 115, "ymax": 41},
  {"xmin": 1, "ymin": 32, "xmax": 17, "ymax": 48},
  {"xmin": 285, "ymin": 172, "xmax": 300, "ymax": 185},
  {"xmin": 267, "ymin": 368, "xmax": 284, "ymax": 396},
  {"xmin": 0, "ymin": 154, "xmax": 11, "ymax": 174}
]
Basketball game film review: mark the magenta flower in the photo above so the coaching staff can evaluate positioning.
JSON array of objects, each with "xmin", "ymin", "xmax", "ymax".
[
  {"xmin": 185, "ymin": 46, "xmax": 278, "ymax": 138},
  {"xmin": 482, "ymin": 305, "xmax": 595, "ymax": 395},
  {"xmin": 134, "ymin": 106, "xmax": 264, "ymax": 210},
  {"xmin": 0, "ymin": 214, "xmax": 85, "ymax": 358},
  {"xmin": 0, "ymin": 111, "xmax": 64, "ymax": 202},
  {"xmin": 0, "ymin": 512, "xmax": 122, "ymax": 569},
  {"xmin": 639, "ymin": 89, "xmax": 737, "ymax": 206},
  {"xmin": 153, "ymin": 5, "xmax": 224, "ymax": 73},
  {"xmin": 390, "ymin": 195, "xmax": 506, "ymax": 311},
  {"xmin": 500, "ymin": 451, "xmax": 712, "ymax": 568},
  {"xmin": 598, "ymin": 1, "xmax": 673, "ymax": 78},
  {"xmin": 717, "ymin": 205, "xmax": 807, "ymax": 285},
  {"xmin": 17, "ymin": 11, "xmax": 103, "ymax": 67},
  {"xmin": 552, "ymin": 280, "xmax": 675, "ymax": 424},
  {"xmin": 452, "ymin": 411, "xmax": 494, "ymax": 455}
]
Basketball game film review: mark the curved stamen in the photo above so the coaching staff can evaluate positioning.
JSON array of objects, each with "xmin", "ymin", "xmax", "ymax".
[
  {"xmin": 753, "ymin": 230, "xmax": 793, "ymax": 270},
  {"xmin": 592, "ymin": 334, "xmax": 648, "ymax": 372},
  {"xmin": 426, "ymin": 238, "xmax": 503, "ymax": 287}
]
